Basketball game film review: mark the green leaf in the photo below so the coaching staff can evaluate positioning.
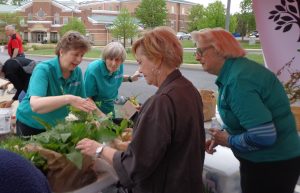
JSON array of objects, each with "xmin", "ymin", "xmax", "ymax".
[
  {"xmin": 66, "ymin": 150, "xmax": 83, "ymax": 169},
  {"xmin": 60, "ymin": 133, "xmax": 72, "ymax": 143},
  {"xmin": 32, "ymin": 116, "xmax": 52, "ymax": 130}
]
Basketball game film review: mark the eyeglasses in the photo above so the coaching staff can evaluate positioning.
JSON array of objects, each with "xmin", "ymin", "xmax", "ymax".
[{"xmin": 194, "ymin": 46, "xmax": 213, "ymax": 57}]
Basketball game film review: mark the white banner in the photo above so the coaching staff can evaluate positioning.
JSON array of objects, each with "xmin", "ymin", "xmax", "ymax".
[{"xmin": 252, "ymin": 0, "xmax": 300, "ymax": 83}]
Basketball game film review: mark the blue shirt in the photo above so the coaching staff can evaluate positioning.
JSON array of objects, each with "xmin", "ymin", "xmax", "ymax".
[
  {"xmin": 216, "ymin": 57, "xmax": 300, "ymax": 162},
  {"xmin": 16, "ymin": 57, "xmax": 86, "ymax": 129},
  {"xmin": 84, "ymin": 59, "xmax": 123, "ymax": 114}
]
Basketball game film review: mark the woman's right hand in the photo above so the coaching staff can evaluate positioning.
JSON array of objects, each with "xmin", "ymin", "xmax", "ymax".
[
  {"xmin": 69, "ymin": 95, "xmax": 97, "ymax": 112},
  {"xmin": 205, "ymin": 139, "xmax": 217, "ymax": 154}
]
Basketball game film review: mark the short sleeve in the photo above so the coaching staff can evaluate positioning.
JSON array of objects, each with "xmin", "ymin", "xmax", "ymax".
[{"xmin": 27, "ymin": 65, "xmax": 49, "ymax": 97}]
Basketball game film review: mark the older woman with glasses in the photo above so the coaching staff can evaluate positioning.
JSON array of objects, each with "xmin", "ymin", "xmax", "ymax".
[
  {"xmin": 16, "ymin": 31, "xmax": 97, "ymax": 136},
  {"xmin": 192, "ymin": 28, "xmax": 300, "ymax": 193},
  {"xmin": 76, "ymin": 26, "xmax": 206, "ymax": 193}
]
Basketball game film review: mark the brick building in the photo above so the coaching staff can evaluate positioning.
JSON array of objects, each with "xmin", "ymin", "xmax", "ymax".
[{"xmin": 4, "ymin": 0, "xmax": 195, "ymax": 45}]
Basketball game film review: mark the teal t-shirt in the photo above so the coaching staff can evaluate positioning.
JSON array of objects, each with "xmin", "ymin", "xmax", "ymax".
[
  {"xmin": 216, "ymin": 57, "xmax": 300, "ymax": 162},
  {"xmin": 16, "ymin": 57, "xmax": 86, "ymax": 129},
  {"xmin": 84, "ymin": 59, "xmax": 123, "ymax": 115}
]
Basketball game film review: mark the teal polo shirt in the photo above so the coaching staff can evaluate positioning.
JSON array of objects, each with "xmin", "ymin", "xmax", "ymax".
[
  {"xmin": 16, "ymin": 57, "xmax": 86, "ymax": 129},
  {"xmin": 216, "ymin": 57, "xmax": 300, "ymax": 162},
  {"xmin": 84, "ymin": 59, "xmax": 123, "ymax": 115}
]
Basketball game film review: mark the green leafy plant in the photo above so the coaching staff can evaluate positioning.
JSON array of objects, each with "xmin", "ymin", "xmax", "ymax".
[{"xmin": 1, "ymin": 107, "xmax": 132, "ymax": 171}]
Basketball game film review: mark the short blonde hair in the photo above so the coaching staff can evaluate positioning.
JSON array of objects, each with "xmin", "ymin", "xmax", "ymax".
[
  {"xmin": 55, "ymin": 31, "xmax": 91, "ymax": 56},
  {"xmin": 132, "ymin": 26, "xmax": 183, "ymax": 68},
  {"xmin": 192, "ymin": 28, "xmax": 246, "ymax": 58},
  {"xmin": 102, "ymin": 42, "xmax": 126, "ymax": 62}
]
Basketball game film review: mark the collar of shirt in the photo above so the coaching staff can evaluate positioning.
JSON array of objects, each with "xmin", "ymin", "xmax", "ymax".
[
  {"xmin": 156, "ymin": 69, "xmax": 182, "ymax": 94},
  {"xmin": 215, "ymin": 58, "xmax": 236, "ymax": 88}
]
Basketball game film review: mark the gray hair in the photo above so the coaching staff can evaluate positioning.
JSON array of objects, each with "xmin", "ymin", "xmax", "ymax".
[
  {"xmin": 5, "ymin": 25, "xmax": 15, "ymax": 31},
  {"xmin": 102, "ymin": 42, "xmax": 126, "ymax": 62}
]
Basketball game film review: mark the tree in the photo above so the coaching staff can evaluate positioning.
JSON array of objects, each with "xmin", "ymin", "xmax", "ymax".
[
  {"xmin": 205, "ymin": 1, "xmax": 226, "ymax": 28},
  {"xmin": 111, "ymin": 8, "xmax": 139, "ymax": 47},
  {"xmin": 0, "ymin": 12, "xmax": 21, "ymax": 37},
  {"xmin": 236, "ymin": 0, "xmax": 256, "ymax": 39},
  {"xmin": 188, "ymin": 4, "xmax": 206, "ymax": 31},
  {"xmin": 11, "ymin": 0, "xmax": 25, "ymax": 6},
  {"xmin": 59, "ymin": 18, "xmax": 86, "ymax": 36},
  {"xmin": 135, "ymin": 0, "xmax": 167, "ymax": 28},
  {"xmin": 188, "ymin": 1, "xmax": 226, "ymax": 31},
  {"xmin": 229, "ymin": 14, "xmax": 238, "ymax": 33},
  {"xmin": 0, "ymin": 0, "xmax": 8, "ymax": 4}
]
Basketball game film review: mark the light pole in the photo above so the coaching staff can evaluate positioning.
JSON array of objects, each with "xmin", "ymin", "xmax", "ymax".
[{"xmin": 225, "ymin": 0, "xmax": 231, "ymax": 31}]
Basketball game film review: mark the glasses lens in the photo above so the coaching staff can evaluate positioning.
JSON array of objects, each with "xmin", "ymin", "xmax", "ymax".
[{"xmin": 197, "ymin": 48, "xmax": 202, "ymax": 56}]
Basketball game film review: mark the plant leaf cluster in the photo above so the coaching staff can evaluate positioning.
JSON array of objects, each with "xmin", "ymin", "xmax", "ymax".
[{"xmin": 0, "ymin": 107, "xmax": 132, "ymax": 171}]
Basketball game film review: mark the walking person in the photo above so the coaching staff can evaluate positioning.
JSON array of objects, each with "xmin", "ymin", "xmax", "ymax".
[
  {"xmin": 16, "ymin": 31, "xmax": 97, "ymax": 136},
  {"xmin": 76, "ymin": 26, "xmax": 206, "ymax": 193},
  {"xmin": 5, "ymin": 25, "xmax": 25, "ymax": 58},
  {"xmin": 192, "ymin": 27, "xmax": 300, "ymax": 193}
]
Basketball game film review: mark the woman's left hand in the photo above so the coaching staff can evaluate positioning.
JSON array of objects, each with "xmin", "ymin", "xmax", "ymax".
[
  {"xmin": 208, "ymin": 128, "xmax": 230, "ymax": 147},
  {"xmin": 69, "ymin": 96, "xmax": 97, "ymax": 113},
  {"xmin": 76, "ymin": 138, "xmax": 102, "ymax": 157},
  {"xmin": 131, "ymin": 70, "xmax": 142, "ymax": 81}
]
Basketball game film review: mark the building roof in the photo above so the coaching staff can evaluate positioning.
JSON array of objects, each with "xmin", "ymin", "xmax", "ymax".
[
  {"xmin": 0, "ymin": 4, "xmax": 19, "ymax": 13},
  {"xmin": 15, "ymin": 0, "xmax": 80, "ymax": 12},
  {"xmin": 88, "ymin": 14, "xmax": 117, "ymax": 24},
  {"xmin": 168, "ymin": 0, "xmax": 197, "ymax": 5}
]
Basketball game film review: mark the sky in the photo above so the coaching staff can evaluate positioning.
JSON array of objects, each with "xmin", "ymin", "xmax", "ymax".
[{"xmin": 188, "ymin": 0, "xmax": 242, "ymax": 14}]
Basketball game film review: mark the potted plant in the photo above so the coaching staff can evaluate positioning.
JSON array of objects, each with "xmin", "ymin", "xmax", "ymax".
[{"xmin": 276, "ymin": 53, "xmax": 300, "ymax": 131}]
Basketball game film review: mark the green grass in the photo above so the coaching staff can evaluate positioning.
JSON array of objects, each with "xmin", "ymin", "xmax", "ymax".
[
  {"xmin": 26, "ymin": 47, "xmax": 264, "ymax": 65},
  {"xmin": 180, "ymin": 39, "xmax": 261, "ymax": 49}
]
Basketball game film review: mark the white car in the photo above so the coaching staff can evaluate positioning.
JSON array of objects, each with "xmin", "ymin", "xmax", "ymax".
[{"xmin": 176, "ymin": 32, "xmax": 192, "ymax": 40}]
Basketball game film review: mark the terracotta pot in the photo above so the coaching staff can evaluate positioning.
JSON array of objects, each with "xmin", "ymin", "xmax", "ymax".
[{"xmin": 291, "ymin": 106, "xmax": 300, "ymax": 132}]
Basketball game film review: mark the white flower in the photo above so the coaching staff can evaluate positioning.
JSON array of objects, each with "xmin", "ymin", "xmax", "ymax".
[{"xmin": 65, "ymin": 113, "xmax": 79, "ymax": 122}]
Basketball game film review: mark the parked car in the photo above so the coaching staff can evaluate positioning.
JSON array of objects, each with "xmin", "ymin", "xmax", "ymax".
[
  {"xmin": 176, "ymin": 32, "xmax": 192, "ymax": 40},
  {"xmin": 249, "ymin": 31, "xmax": 259, "ymax": 38}
]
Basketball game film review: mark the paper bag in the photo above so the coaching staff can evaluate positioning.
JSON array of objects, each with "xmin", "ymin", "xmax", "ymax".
[
  {"xmin": 199, "ymin": 89, "xmax": 216, "ymax": 121},
  {"xmin": 25, "ymin": 144, "xmax": 97, "ymax": 193}
]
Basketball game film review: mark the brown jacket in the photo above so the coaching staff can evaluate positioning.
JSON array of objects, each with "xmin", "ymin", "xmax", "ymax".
[{"xmin": 113, "ymin": 69, "xmax": 205, "ymax": 193}]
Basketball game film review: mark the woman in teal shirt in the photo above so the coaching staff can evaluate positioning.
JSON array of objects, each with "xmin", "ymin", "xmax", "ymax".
[
  {"xmin": 16, "ymin": 31, "xmax": 97, "ymax": 136},
  {"xmin": 84, "ymin": 42, "xmax": 140, "ymax": 116},
  {"xmin": 192, "ymin": 28, "xmax": 300, "ymax": 193}
]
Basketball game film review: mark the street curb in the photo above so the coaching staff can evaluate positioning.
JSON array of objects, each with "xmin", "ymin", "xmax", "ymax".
[{"xmin": 26, "ymin": 54, "xmax": 204, "ymax": 71}]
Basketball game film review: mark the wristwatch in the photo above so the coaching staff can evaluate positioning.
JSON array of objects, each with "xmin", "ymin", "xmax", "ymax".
[
  {"xmin": 95, "ymin": 145, "xmax": 106, "ymax": 158},
  {"xmin": 128, "ymin": 76, "xmax": 132, "ymax": 82}
]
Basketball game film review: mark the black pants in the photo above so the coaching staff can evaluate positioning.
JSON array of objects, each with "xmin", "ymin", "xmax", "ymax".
[
  {"xmin": 16, "ymin": 120, "xmax": 45, "ymax": 137},
  {"xmin": 238, "ymin": 156, "xmax": 300, "ymax": 193}
]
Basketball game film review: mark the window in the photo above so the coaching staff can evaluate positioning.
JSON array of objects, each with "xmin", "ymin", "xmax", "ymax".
[
  {"xmin": 171, "ymin": 6, "xmax": 174, "ymax": 14},
  {"xmin": 182, "ymin": 8, "xmax": 185, "ymax": 15},
  {"xmin": 63, "ymin": 17, "xmax": 68, "ymax": 24},
  {"xmin": 50, "ymin": 32, "xmax": 58, "ymax": 43},
  {"xmin": 28, "ymin": 13, "xmax": 32, "ymax": 20},
  {"xmin": 54, "ymin": 13, "xmax": 60, "ymax": 24},
  {"xmin": 20, "ymin": 18, "xmax": 24, "ymax": 25},
  {"xmin": 37, "ymin": 8, "xmax": 46, "ymax": 19}
]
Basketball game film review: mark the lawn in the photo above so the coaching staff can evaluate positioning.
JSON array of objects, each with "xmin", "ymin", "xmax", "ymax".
[{"xmin": 180, "ymin": 39, "xmax": 261, "ymax": 49}]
